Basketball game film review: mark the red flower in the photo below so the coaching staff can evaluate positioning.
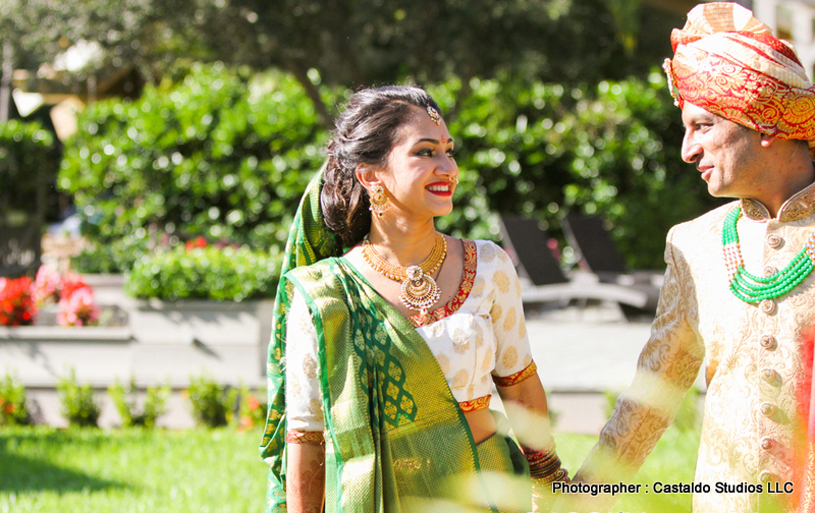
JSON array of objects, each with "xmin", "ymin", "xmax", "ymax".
[
  {"xmin": 186, "ymin": 236, "xmax": 208, "ymax": 251},
  {"xmin": 0, "ymin": 276, "xmax": 36, "ymax": 326},
  {"xmin": 60, "ymin": 274, "xmax": 90, "ymax": 299},
  {"xmin": 32, "ymin": 265, "xmax": 61, "ymax": 305},
  {"xmin": 247, "ymin": 395, "xmax": 261, "ymax": 411},
  {"xmin": 57, "ymin": 286, "xmax": 100, "ymax": 327}
]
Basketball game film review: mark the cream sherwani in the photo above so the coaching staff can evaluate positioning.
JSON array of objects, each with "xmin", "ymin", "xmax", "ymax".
[{"xmin": 568, "ymin": 183, "xmax": 815, "ymax": 513}]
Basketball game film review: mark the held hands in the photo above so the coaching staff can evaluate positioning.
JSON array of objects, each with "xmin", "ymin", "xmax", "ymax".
[{"xmin": 531, "ymin": 470, "xmax": 570, "ymax": 512}]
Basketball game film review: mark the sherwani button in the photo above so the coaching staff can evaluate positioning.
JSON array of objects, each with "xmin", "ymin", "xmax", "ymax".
[
  {"xmin": 759, "ymin": 299, "xmax": 776, "ymax": 315},
  {"xmin": 759, "ymin": 471, "xmax": 775, "ymax": 483},
  {"xmin": 760, "ymin": 437, "xmax": 776, "ymax": 451},
  {"xmin": 760, "ymin": 335, "xmax": 776, "ymax": 349},
  {"xmin": 761, "ymin": 368, "xmax": 778, "ymax": 383},
  {"xmin": 766, "ymin": 234, "xmax": 782, "ymax": 248},
  {"xmin": 760, "ymin": 402, "xmax": 776, "ymax": 417}
]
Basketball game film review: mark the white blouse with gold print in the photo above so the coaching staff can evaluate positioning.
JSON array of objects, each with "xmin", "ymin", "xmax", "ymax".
[{"xmin": 284, "ymin": 239, "xmax": 537, "ymax": 434}]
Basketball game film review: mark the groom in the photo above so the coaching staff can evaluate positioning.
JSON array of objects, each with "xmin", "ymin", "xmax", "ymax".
[{"xmin": 561, "ymin": 3, "xmax": 815, "ymax": 512}]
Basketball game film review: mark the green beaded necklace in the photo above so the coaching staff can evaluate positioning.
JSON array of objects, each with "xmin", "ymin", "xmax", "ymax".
[{"xmin": 722, "ymin": 207, "xmax": 815, "ymax": 303}]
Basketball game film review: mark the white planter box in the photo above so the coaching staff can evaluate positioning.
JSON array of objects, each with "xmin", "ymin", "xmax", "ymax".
[
  {"xmin": 1, "ymin": 299, "xmax": 273, "ymax": 389},
  {"xmin": 128, "ymin": 299, "xmax": 273, "ymax": 386},
  {"xmin": 0, "ymin": 326, "xmax": 133, "ymax": 387},
  {"xmin": 129, "ymin": 299, "xmax": 272, "ymax": 346},
  {"xmin": 0, "ymin": 274, "xmax": 275, "ymax": 427},
  {"xmin": 81, "ymin": 273, "xmax": 129, "ymax": 306}
]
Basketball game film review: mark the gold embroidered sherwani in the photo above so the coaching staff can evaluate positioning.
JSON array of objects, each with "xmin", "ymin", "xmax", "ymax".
[{"xmin": 569, "ymin": 184, "xmax": 815, "ymax": 513}]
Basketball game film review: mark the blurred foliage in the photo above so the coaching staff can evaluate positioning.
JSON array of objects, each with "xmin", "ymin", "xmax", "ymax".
[
  {"xmin": 59, "ymin": 62, "xmax": 720, "ymax": 270},
  {"xmin": 2, "ymin": 1, "xmax": 681, "ymax": 126},
  {"xmin": 0, "ymin": 0, "xmax": 158, "ymax": 80},
  {"xmin": 0, "ymin": 371, "xmax": 32, "ymax": 426},
  {"xmin": 7, "ymin": 1, "xmax": 707, "ymax": 272},
  {"xmin": 150, "ymin": 0, "xmax": 677, "ymax": 115},
  {"xmin": 236, "ymin": 384, "xmax": 267, "ymax": 432},
  {"xmin": 440, "ymin": 71, "xmax": 724, "ymax": 269},
  {"xmin": 60, "ymin": 63, "xmax": 332, "ymax": 267},
  {"xmin": 0, "ymin": 120, "xmax": 60, "ymax": 223},
  {"xmin": 57, "ymin": 368, "xmax": 102, "ymax": 428},
  {"xmin": 186, "ymin": 374, "xmax": 237, "ymax": 428},
  {"xmin": 70, "ymin": 243, "xmax": 139, "ymax": 274},
  {"xmin": 201, "ymin": 1, "xmax": 677, "ymax": 130},
  {"xmin": 108, "ymin": 378, "xmax": 170, "ymax": 428},
  {"xmin": 125, "ymin": 245, "xmax": 282, "ymax": 301}
]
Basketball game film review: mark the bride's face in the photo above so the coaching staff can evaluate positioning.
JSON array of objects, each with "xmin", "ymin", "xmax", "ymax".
[{"xmin": 377, "ymin": 107, "xmax": 459, "ymax": 221}]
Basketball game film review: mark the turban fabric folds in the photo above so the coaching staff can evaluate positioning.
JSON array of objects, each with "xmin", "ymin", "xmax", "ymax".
[{"xmin": 663, "ymin": 2, "xmax": 815, "ymax": 158}]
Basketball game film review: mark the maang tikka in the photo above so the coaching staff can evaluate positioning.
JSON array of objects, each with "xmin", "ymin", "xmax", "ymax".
[
  {"xmin": 427, "ymin": 106, "xmax": 441, "ymax": 125},
  {"xmin": 369, "ymin": 184, "xmax": 391, "ymax": 217}
]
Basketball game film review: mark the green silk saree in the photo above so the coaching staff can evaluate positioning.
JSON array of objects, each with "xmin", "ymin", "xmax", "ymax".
[{"xmin": 260, "ymin": 170, "xmax": 515, "ymax": 512}]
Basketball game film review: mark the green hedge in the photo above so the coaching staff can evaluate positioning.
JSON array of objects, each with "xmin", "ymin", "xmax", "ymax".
[
  {"xmin": 61, "ymin": 63, "xmax": 718, "ymax": 272},
  {"xmin": 438, "ymin": 71, "xmax": 723, "ymax": 269},
  {"xmin": 125, "ymin": 246, "xmax": 282, "ymax": 301},
  {"xmin": 0, "ymin": 120, "xmax": 60, "ymax": 224},
  {"xmin": 59, "ymin": 63, "xmax": 332, "ymax": 270}
]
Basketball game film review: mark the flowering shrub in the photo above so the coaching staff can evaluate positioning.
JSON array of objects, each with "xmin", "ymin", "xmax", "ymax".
[
  {"xmin": 28, "ymin": 265, "xmax": 101, "ymax": 326},
  {"xmin": 0, "ymin": 372, "xmax": 32, "ymax": 426},
  {"xmin": 57, "ymin": 286, "xmax": 100, "ymax": 326},
  {"xmin": 185, "ymin": 236, "xmax": 208, "ymax": 251},
  {"xmin": 59, "ymin": 273, "xmax": 89, "ymax": 300},
  {"xmin": 0, "ymin": 276, "xmax": 37, "ymax": 326},
  {"xmin": 32, "ymin": 265, "xmax": 61, "ymax": 305}
]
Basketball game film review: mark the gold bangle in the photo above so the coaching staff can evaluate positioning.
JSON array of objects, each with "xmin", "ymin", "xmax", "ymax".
[
  {"xmin": 530, "ymin": 460, "xmax": 562, "ymax": 478},
  {"xmin": 524, "ymin": 444, "xmax": 558, "ymax": 465},
  {"xmin": 532, "ymin": 467, "xmax": 570, "ymax": 485},
  {"xmin": 528, "ymin": 450, "xmax": 562, "ymax": 477}
]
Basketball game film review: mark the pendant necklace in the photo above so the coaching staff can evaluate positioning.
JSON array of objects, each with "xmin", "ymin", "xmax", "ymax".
[{"xmin": 362, "ymin": 232, "xmax": 447, "ymax": 314}]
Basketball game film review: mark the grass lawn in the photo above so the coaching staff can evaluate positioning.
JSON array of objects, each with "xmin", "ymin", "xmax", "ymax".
[
  {"xmin": 0, "ymin": 426, "xmax": 268, "ymax": 513},
  {"xmin": 558, "ymin": 426, "xmax": 701, "ymax": 512},
  {"xmin": 1, "ymin": 425, "xmax": 699, "ymax": 513}
]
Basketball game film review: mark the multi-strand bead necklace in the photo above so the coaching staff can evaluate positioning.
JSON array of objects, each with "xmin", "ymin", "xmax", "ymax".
[
  {"xmin": 362, "ymin": 232, "xmax": 447, "ymax": 314},
  {"xmin": 722, "ymin": 207, "xmax": 815, "ymax": 303}
]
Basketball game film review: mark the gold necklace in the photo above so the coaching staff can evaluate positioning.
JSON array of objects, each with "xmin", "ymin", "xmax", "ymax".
[{"xmin": 362, "ymin": 232, "xmax": 447, "ymax": 314}]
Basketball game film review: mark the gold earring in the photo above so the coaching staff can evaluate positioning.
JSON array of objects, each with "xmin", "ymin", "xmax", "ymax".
[{"xmin": 369, "ymin": 184, "xmax": 391, "ymax": 217}]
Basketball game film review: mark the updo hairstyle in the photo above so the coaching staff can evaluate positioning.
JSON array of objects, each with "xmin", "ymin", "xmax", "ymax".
[{"xmin": 321, "ymin": 86, "xmax": 442, "ymax": 248}]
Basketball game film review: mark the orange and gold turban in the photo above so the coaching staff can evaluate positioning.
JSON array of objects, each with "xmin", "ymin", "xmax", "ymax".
[{"xmin": 663, "ymin": 2, "xmax": 815, "ymax": 158}]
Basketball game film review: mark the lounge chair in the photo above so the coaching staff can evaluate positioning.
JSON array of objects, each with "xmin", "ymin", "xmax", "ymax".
[
  {"xmin": 562, "ymin": 213, "xmax": 664, "ymax": 291},
  {"xmin": 0, "ymin": 224, "xmax": 41, "ymax": 278},
  {"xmin": 499, "ymin": 214, "xmax": 655, "ymax": 316}
]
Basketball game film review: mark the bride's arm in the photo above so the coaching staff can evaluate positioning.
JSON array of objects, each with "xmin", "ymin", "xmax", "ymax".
[
  {"xmin": 496, "ymin": 373, "xmax": 552, "ymax": 452},
  {"xmin": 286, "ymin": 441, "xmax": 325, "ymax": 513},
  {"xmin": 285, "ymin": 290, "xmax": 327, "ymax": 512}
]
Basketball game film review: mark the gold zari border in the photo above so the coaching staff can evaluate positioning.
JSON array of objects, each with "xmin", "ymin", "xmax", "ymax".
[{"xmin": 493, "ymin": 361, "xmax": 537, "ymax": 387}]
